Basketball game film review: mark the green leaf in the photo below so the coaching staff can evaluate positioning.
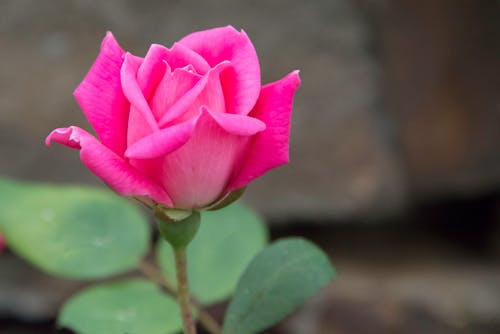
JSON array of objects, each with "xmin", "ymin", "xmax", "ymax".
[
  {"xmin": 59, "ymin": 279, "xmax": 182, "ymax": 334},
  {"xmin": 0, "ymin": 178, "xmax": 149, "ymax": 279},
  {"xmin": 157, "ymin": 203, "xmax": 268, "ymax": 304},
  {"xmin": 223, "ymin": 238, "xmax": 335, "ymax": 334},
  {"xmin": 0, "ymin": 178, "xmax": 24, "ymax": 230}
]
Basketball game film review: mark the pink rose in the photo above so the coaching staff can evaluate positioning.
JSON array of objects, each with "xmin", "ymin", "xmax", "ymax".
[{"xmin": 46, "ymin": 26, "xmax": 300, "ymax": 209}]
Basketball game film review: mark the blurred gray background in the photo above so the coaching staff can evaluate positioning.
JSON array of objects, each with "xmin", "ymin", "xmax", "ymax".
[{"xmin": 1, "ymin": 0, "xmax": 499, "ymax": 333}]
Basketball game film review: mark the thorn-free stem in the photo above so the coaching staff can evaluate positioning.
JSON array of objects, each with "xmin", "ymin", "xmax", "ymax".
[
  {"xmin": 138, "ymin": 260, "xmax": 221, "ymax": 334},
  {"xmin": 174, "ymin": 246, "xmax": 197, "ymax": 334},
  {"xmin": 155, "ymin": 208, "xmax": 201, "ymax": 334}
]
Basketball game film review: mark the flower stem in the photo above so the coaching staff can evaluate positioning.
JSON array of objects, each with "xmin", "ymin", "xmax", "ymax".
[
  {"xmin": 174, "ymin": 247, "xmax": 197, "ymax": 334},
  {"xmin": 138, "ymin": 260, "xmax": 222, "ymax": 334}
]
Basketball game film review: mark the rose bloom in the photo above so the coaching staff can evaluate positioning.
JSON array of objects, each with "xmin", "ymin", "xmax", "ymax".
[{"xmin": 46, "ymin": 26, "xmax": 300, "ymax": 209}]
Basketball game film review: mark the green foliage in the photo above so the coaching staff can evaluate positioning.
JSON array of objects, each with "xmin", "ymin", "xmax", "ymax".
[
  {"xmin": 59, "ymin": 279, "xmax": 182, "ymax": 334},
  {"xmin": 0, "ymin": 177, "xmax": 336, "ymax": 333},
  {"xmin": 0, "ymin": 178, "xmax": 149, "ymax": 279},
  {"xmin": 158, "ymin": 203, "xmax": 268, "ymax": 305},
  {"xmin": 223, "ymin": 238, "xmax": 335, "ymax": 334}
]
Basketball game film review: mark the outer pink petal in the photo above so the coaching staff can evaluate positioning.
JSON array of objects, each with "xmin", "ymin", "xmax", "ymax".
[
  {"xmin": 73, "ymin": 32, "xmax": 129, "ymax": 156},
  {"xmin": 228, "ymin": 70, "xmax": 301, "ymax": 191},
  {"xmin": 159, "ymin": 108, "xmax": 254, "ymax": 209},
  {"xmin": 121, "ymin": 53, "xmax": 159, "ymax": 131},
  {"xmin": 178, "ymin": 26, "xmax": 260, "ymax": 115},
  {"xmin": 45, "ymin": 126, "xmax": 173, "ymax": 206}
]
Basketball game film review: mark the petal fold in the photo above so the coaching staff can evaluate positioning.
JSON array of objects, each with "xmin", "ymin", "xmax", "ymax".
[
  {"xmin": 166, "ymin": 43, "xmax": 211, "ymax": 74},
  {"xmin": 137, "ymin": 44, "xmax": 169, "ymax": 99},
  {"xmin": 73, "ymin": 32, "xmax": 129, "ymax": 155},
  {"xmin": 124, "ymin": 117, "xmax": 198, "ymax": 159},
  {"xmin": 158, "ymin": 61, "xmax": 231, "ymax": 126},
  {"xmin": 121, "ymin": 53, "xmax": 159, "ymax": 131},
  {"xmin": 45, "ymin": 126, "xmax": 172, "ymax": 206},
  {"xmin": 150, "ymin": 63, "xmax": 201, "ymax": 122},
  {"xmin": 202, "ymin": 107, "xmax": 265, "ymax": 136},
  {"xmin": 228, "ymin": 70, "xmax": 301, "ymax": 191}
]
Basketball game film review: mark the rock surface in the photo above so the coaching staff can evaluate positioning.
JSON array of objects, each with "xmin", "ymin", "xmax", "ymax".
[{"xmin": 375, "ymin": 0, "xmax": 500, "ymax": 198}]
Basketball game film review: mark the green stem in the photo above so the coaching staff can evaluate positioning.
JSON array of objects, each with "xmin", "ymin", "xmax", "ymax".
[
  {"xmin": 138, "ymin": 261, "xmax": 221, "ymax": 334},
  {"xmin": 174, "ymin": 247, "xmax": 197, "ymax": 334}
]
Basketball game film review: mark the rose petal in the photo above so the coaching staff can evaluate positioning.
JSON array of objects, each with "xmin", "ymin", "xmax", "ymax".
[
  {"xmin": 204, "ymin": 107, "xmax": 266, "ymax": 136},
  {"xmin": 124, "ymin": 117, "xmax": 198, "ymax": 159},
  {"xmin": 179, "ymin": 26, "xmax": 260, "ymax": 115},
  {"xmin": 159, "ymin": 108, "xmax": 253, "ymax": 208},
  {"xmin": 166, "ymin": 43, "xmax": 211, "ymax": 74},
  {"xmin": 45, "ymin": 126, "xmax": 172, "ymax": 206},
  {"xmin": 127, "ymin": 105, "xmax": 159, "ymax": 146},
  {"xmin": 150, "ymin": 63, "xmax": 201, "ymax": 122},
  {"xmin": 137, "ymin": 44, "xmax": 169, "ymax": 99},
  {"xmin": 121, "ymin": 53, "xmax": 159, "ymax": 131},
  {"xmin": 228, "ymin": 70, "xmax": 300, "ymax": 191},
  {"xmin": 73, "ymin": 32, "xmax": 129, "ymax": 155},
  {"xmin": 158, "ymin": 61, "xmax": 231, "ymax": 127}
]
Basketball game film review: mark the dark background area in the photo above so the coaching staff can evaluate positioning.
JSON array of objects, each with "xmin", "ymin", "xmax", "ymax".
[{"xmin": 1, "ymin": 0, "xmax": 499, "ymax": 333}]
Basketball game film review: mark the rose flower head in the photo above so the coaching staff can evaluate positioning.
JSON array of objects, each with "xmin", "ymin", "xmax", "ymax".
[{"xmin": 46, "ymin": 26, "xmax": 300, "ymax": 209}]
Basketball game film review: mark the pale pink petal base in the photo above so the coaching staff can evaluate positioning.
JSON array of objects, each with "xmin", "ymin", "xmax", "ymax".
[
  {"xmin": 159, "ymin": 108, "xmax": 260, "ymax": 209},
  {"xmin": 45, "ymin": 127, "xmax": 173, "ymax": 206},
  {"xmin": 228, "ymin": 70, "xmax": 301, "ymax": 191}
]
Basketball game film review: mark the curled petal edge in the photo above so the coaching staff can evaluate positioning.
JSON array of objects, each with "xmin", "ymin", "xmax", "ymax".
[
  {"xmin": 227, "ymin": 70, "xmax": 301, "ymax": 191},
  {"xmin": 45, "ymin": 126, "xmax": 173, "ymax": 206}
]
